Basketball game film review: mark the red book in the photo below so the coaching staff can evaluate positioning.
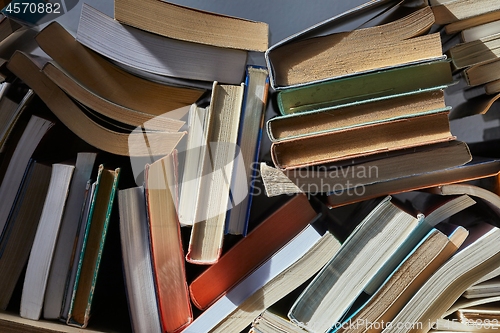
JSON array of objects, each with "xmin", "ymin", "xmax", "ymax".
[
  {"xmin": 145, "ymin": 151, "xmax": 192, "ymax": 333},
  {"xmin": 189, "ymin": 194, "xmax": 317, "ymax": 310}
]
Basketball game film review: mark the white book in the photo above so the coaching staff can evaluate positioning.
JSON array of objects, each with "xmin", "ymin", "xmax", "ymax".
[
  {"xmin": 43, "ymin": 152, "xmax": 97, "ymax": 319},
  {"xmin": 20, "ymin": 163, "xmax": 75, "ymax": 320}
]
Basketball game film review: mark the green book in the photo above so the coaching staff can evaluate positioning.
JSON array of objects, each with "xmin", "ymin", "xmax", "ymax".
[
  {"xmin": 277, "ymin": 60, "xmax": 453, "ymax": 116},
  {"xmin": 67, "ymin": 165, "xmax": 120, "ymax": 328}
]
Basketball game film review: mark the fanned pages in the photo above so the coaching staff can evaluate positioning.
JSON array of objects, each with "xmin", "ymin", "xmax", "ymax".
[
  {"xmin": 186, "ymin": 82, "xmax": 244, "ymax": 264},
  {"xmin": 20, "ymin": 164, "xmax": 75, "ymax": 320},
  {"xmin": 118, "ymin": 187, "xmax": 162, "ymax": 333},
  {"xmin": 145, "ymin": 152, "xmax": 192, "ymax": 332},
  {"xmin": 77, "ymin": 4, "xmax": 248, "ymax": 84}
]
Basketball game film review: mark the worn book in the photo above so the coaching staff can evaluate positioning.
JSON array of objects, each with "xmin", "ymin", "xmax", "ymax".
[
  {"xmin": 20, "ymin": 163, "xmax": 75, "ymax": 320},
  {"xmin": 186, "ymin": 82, "xmax": 244, "ymax": 264},
  {"xmin": 444, "ymin": 296, "xmax": 500, "ymax": 317},
  {"xmin": 268, "ymin": 89, "xmax": 449, "ymax": 143},
  {"xmin": 7, "ymin": 51, "xmax": 185, "ymax": 157},
  {"xmin": 0, "ymin": 115, "xmax": 53, "ymax": 242},
  {"xmin": 266, "ymin": 6, "xmax": 442, "ymax": 89},
  {"xmin": 275, "ymin": 59, "xmax": 453, "ymax": 116},
  {"xmin": 465, "ymin": 58, "xmax": 500, "ymax": 86},
  {"xmin": 450, "ymin": 303, "xmax": 500, "ymax": 329},
  {"xmin": 145, "ymin": 152, "xmax": 192, "ymax": 333},
  {"xmin": 445, "ymin": 10, "xmax": 500, "ymax": 34},
  {"xmin": 118, "ymin": 187, "xmax": 162, "ymax": 333},
  {"xmin": 189, "ymin": 194, "xmax": 317, "ymax": 310},
  {"xmin": 251, "ymin": 310, "xmax": 305, "ymax": 333},
  {"xmin": 67, "ymin": 165, "xmax": 120, "ymax": 328},
  {"xmin": 463, "ymin": 277, "xmax": 500, "ymax": 299},
  {"xmin": 35, "ymin": 22, "xmax": 203, "ymax": 131},
  {"xmin": 77, "ymin": 4, "xmax": 248, "ymax": 84},
  {"xmin": 43, "ymin": 153, "xmax": 97, "ymax": 320},
  {"xmin": 261, "ymin": 141, "xmax": 472, "ymax": 197},
  {"xmin": 114, "ymin": 0, "xmax": 268, "ymax": 52},
  {"xmin": 183, "ymin": 223, "xmax": 341, "ymax": 333},
  {"xmin": 448, "ymin": 33, "xmax": 500, "ymax": 70},
  {"xmin": 271, "ymin": 111, "xmax": 454, "ymax": 170},
  {"xmin": 0, "ymin": 161, "xmax": 51, "ymax": 310},
  {"xmin": 225, "ymin": 65, "xmax": 269, "ymax": 235},
  {"xmin": 430, "ymin": 0, "xmax": 500, "ymax": 25}
]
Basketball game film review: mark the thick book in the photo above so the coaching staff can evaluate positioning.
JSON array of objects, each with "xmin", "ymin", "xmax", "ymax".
[
  {"xmin": 67, "ymin": 165, "xmax": 120, "ymax": 328},
  {"xmin": 381, "ymin": 223, "xmax": 500, "ymax": 333},
  {"xmin": 35, "ymin": 22, "xmax": 203, "ymax": 130},
  {"xmin": 0, "ymin": 115, "xmax": 54, "ymax": 242},
  {"xmin": 444, "ymin": 295, "xmax": 500, "ymax": 317},
  {"xmin": 333, "ymin": 226, "xmax": 469, "ymax": 333},
  {"xmin": 276, "ymin": 59, "xmax": 453, "ymax": 116},
  {"xmin": 463, "ymin": 277, "xmax": 500, "ymax": 299},
  {"xmin": 266, "ymin": 6, "xmax": 442, "ymax": 89},
  {"xmin": 189, "ymin": 194, "xmax": 317, "ymax": 310},
  {"xmin": 447, "ymin": 34, "xmax": 500, "ymax": 70},
  {"xmin": 268, "ymin": 89, "xmax": 449, "ymax": 143},
  {"xmin": 270, "ymin": 111, "xmax": 455, "ymax": 170},
  {"xmin": 7, "ymin": 51, "xmax": 185, "ymax": 157},
  {"xmin": 118, "ymin": 187, "xmax": 162, "ymax": 333},
  {"xmin": 20, "ymin": 163, "xmax": 75, "ymax": 320},
  {"xmin": 261, "ymin": 141, "xmax": 472, "ymax": 197},
  {"xmin": 430, "ymin": 0, "xmax": 500, "ymax": 25},
  {"xmin": 0, "ymin": 161, "xmax": 51, "ymax": 310},
  {"xmin": 145, "ymin": 152, "xmax": 192, "ymax": 333},
  {"xmin": 326, "ymin": 157, "xmax": 500, "ymax": 208},
  {"xmin": 114, "ymin": 0, "xmax": 268, "ymax": 52},
  {"xmin": 465, "ymin": 58, "xmax": 500, "ymax": 86},
  {"xmin": 43, "ymin": 153, "xmax": 97, "ymax": 319},
  {"xmin": 225, "ymin": 65, "xmax": 269, "ymax": 235},
  {"xmin": 186, "ymin": 82, "xmax": 245, "ymax": 264},
  {"xmin": 76, "ymin": 4, "xmax": 248, "ymax": 84},
  {"xmin": 183, "ymin": 223, "xmax": 342, "ymax": 333}
]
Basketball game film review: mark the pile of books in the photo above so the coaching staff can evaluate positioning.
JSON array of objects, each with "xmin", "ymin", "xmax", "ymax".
[{"xmin": 0, "ymin": 0, "xmax": 498, "ymax": 333}]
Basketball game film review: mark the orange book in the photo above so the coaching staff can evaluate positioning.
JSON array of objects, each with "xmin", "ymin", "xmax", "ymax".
[
  {"xmin": 189, "ymin": 194, "xmax": 317, "ymax": 310},
  {"xmin": 145, "ymin": 151, "xmax": 192, "ymax": 333}
]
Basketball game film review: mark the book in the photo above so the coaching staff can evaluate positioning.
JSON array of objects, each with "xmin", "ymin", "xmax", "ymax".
[
  {"xmin": 145, "ymin": 152, "xmax": 192, "ymax": 333},
  {"xmin": 225, "ymin": 65, "xmax": 269, "ymax": 235},
  {"xmin": 463, "ymin": 277, "xmax": 500, "ymax": 299},
  {"xmin": 76, "ymin": 4, "xmax": 248, "ymax": 84},
  {"xmin": 333, "ymin": 226, "xmax": 469, "ymax": 333},
  {"xmin": 260, "ymin": 141, "xmax": 472, "ymax": 197},
  {"xmin": 266, "ymin": 6, "xmax": 442, "ymax": 89},
  {"xmin": 271, "ymin": 111, "xmax": 455, "ymax": 170},
  {"xmin": 114, "ymin": 0, "xmax": 269, "ymax": 52},
  {"xmin": 7, "ymin": 51, "xmax": 185, "ymax": 157},
  {"xmin": 183, "ymin": 222, "xmax": 341, "ymax": 333},
  {"xmin": 484, "ymin": 79, "xmax": 500, "ymax": 94},
  {"xmin": 43, "ymin": 152, "xmax": 97, "ymax": 319},
  {"xmin": 465, "ymin": 58, "xmax": 500, "ymax": 86},
  {"xmin": 381, "ymin": 223, "xmax": 500, "ymax": 333},
  {"xmin": 20, "ymin": 163, "xmax": 75, "ymax": 320},
  {"xmin": 450, "ymin": 303, "xmax": 500, "ymax": 328},
  {"xmin": 186, "ymin": 81, "xmax": 244, "ymax": 264},
  {"xmin": 445, "ymin": 10, "xmax": 500, "ymax": 34},
  {"xmin": 444, "ymin": 296, "xmax": 500, "ymax": 317},
  {"xmin": 189, "ymin": 194, "xmax": 317, "ymax": 310},
  {"xmin": 35, "ymin": 21, "xmax": 204, "ymax": 130},
  {"xmin": 326, "ymin": 158, "xmax": 500, "ymax": 208},
  {"xmin": 476, "ymin": 267, "xmax": 500, "ymax": 286},
  {"xmin": 67, "ymin": 165, "xmax": 120, "ymax": 328},
  {"xmin": 0, "ymin": 161, "xmax": 51, "ymax": 310},
  {"xmin": 430, "ymin": 0, "xmax": 500, "ymax": 24},
  {"xmin": 275, "ymin": 59, "xmax": 453, "ymax": 116},
  {"xmin": 177, "ymin": 104, "xmax": 211, "ymax": 227},
  {"xmin": 251, "ymin": 310, "xmax": 306, "ymax": 333},
  {"xmin": 0, "ymin": 13, "xmax": 22, "ymax": 43},
  {"xmin": 448, "ymin": 33, "xmax": 500, "ymax": 70},
  {"xmin": 288, "ymin": 196, "xmax": 423, "ymax": 333},
  {"xmin": 0, "ymin": 115, "xmax": 54, "ymax": 242},
  {"xmin": 268, "ymin": 89, "xmax": 449, "ymax": 143},
  {"xmin": 117, "ymin": 186, "xmax": 162, "ymax": 333},
  {"xmin": 461, "ymin": 21, "xmax": 500, "ymax": 42}
]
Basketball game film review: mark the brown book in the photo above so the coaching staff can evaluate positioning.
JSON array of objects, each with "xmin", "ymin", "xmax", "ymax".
[
  {"xmin": 271, "ymin": 111, "xmax": 454, "ymax": 170},
  {"xmin": 430, "ymin": 0, "xmax": 500, "ymax": 25},
  {"xmin": 189, "ymin": 194, "xmax": 317, "ymax": 310},
  {"xmin": 335, "ymin": 226, "xmax": 468, "ymax": 333},
  {"xmin": 7, "ymin": 51, "xmax": 185, "ymax": 157},
  {"xmin": 267, "ymin": 7, "xmax": 441, "ymax": 88},
  {"xmin": 445, "ymin": 10, "xmax": 500, "ymax": 34},
  {"xmin": 145, "ymin": 152, "xmax": 192, "ymax": 333},
  {"xmin": 465, "ymin": 58, "xmax": 500, "ymax": 86},
  {"xmin": 35, "ymin": 21, "xmax": 204, "ymax": 130},
  {"xmin": 0, "ymin": 13, "xmax": 22, "ymax": 43},
  {"xmin": 114, "ymin": 0, "xmax": 268, "ymax": 52},
  {"xmin": 448, "ymin": 34, "xmax": 500, "ymax": 70}
]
